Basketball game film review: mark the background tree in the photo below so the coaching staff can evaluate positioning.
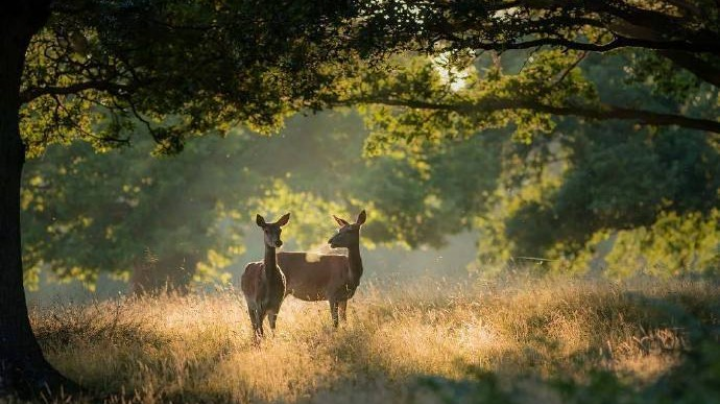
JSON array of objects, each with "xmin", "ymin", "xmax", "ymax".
[
  {"xmin": 322, "ymin": 0, "xmax": 720, "ymax": 275},
  {"xmin": 471, "ymin": 52, "xmax": 720, "ymax": 275},
  {"xmin": 22, "ymin": 111, "xmax": 503, "ymax": 292},
  {"xmin": 22, "ymin": 132, "xmax": 255, "ymax": 293}
]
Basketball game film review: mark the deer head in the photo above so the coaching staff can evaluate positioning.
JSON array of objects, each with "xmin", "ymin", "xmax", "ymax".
[
  {"xmin": 256, "ymin": 213, "xmax": 290, "ymax": 248},
  {"xmin": 328, "ymin": 210, "xmax": 366, "ymax": 248}
]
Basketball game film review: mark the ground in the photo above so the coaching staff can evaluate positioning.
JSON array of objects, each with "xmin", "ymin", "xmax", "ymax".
[{"xmin": 7, "ymin": 276, "xmax": 720, "ymax": 403}]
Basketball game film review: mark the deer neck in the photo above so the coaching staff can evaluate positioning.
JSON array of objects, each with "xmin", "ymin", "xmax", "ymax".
[
  {"xmin": 263, "ymin": 245, "xmax": 279, "ymax": 279},
  {"xmin": 347, "ymin": 243, "xmax": 363, "ymax": 283}
]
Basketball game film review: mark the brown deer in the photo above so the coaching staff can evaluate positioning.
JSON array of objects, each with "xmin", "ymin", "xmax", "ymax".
[
  {"xmin": 278, "ymin": 210, "xmax": 366, "ymax": 327},
  {"xmin": 241, "ymin": 213, "xmax": 290, "ymax": 338}
]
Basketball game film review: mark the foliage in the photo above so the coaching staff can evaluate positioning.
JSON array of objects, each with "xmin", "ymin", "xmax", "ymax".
[
  {"xmin": 343, "ymin": 50, "xmax": 597, "ymax": 151},
  {"xmin": 21, "ymin": 111, "xmax": 502, "ymax": 287},
  {"xmin": 595, "ymin": 209, "xmax": 720, "ymax": 279},
  {"xmin": 21, "ymin": 131, "xmax": 257, "ymax": 289},
  {"xmin": 452, "ymin": 51, "xmax": 720, "ymax": 275},
  {"xmin": 505, "ymin": 129, "xmax": 720, "ymax": 250},
  {"xmin": 336, "ymin": 0, "xmax": 720, "ymax": 137},
  {"xmin": 20, "ymin": 1, "xmax": 720, "ymax": 155},
  {"xmin": 20, "ymin": 0, "xmax": 357, "ymax": 155}
]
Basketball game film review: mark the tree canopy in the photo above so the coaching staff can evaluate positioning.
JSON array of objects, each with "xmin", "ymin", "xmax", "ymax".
[
  {"xmin": 20, "ymin": 1, "xmax": 720, "ymax": 156},
  {"xmin": 340, "ymin": 0, "xmax": 720, "ymax": 134},
  {"xmin": 16, "ymin": 1, "xmax": 720, "ymax": 291},
  {"xmin": 20, "ymin": 0, "xmax": 359, "ymax": 155}
]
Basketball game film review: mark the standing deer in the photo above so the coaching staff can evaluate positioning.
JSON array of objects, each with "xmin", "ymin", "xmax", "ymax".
[
  {"xmin": 241, "ymin": 213, "xmax": 290, "ymax": 338},
  {"xmin": 278, "ymin": 210, "xmax": 366, "ymax": 327}
]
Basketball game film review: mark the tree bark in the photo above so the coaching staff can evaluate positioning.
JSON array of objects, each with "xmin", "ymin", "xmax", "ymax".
[{"xmin": 0, "ymin": 2, "xmax": 79, "ymax": 399}]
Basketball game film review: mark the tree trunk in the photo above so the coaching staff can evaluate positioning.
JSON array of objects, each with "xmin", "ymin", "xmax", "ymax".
[
  {"xmin": 130, "ymin": 253, "xmax": 198, "ymax": 295},
  {"xmin": 0, "ymin": 2, "xmax": 79, "ymax": 398}
]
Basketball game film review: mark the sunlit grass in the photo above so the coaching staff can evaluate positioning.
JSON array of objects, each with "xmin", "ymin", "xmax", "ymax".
[{"xmin": 20, "ymin": 276, "xmax": 720, "ymax": 403}]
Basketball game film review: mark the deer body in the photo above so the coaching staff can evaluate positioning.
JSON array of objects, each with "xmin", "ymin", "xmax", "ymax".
[
  {"xmin": 241, "ymin": 213, "xmax": 290, "ymax": 338},
  {"xmin": 279, "ymin": 249, "xmax": 362, "ymax": 302},
  {"xmin": 279, "ymin": 210, "xmax": 366, "ymax": 327}
]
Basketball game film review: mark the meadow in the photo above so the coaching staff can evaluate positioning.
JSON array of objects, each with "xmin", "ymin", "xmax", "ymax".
[{"xmin": 11, "ymin": 276, "xmax": 720, "ymax": 403}]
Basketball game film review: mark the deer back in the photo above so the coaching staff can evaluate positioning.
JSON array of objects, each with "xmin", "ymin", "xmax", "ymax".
[{"xmin": 278, "ymin": 252, "xmax": 352, "ymax": 301}]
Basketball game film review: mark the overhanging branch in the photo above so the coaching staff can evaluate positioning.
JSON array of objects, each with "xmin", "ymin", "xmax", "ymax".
[
  {"xmin": 20, "ymin": 81, "xmax": 131, "ymax": 104},
  {"xmin": 424, "ymin": 1, "xmax": 720, "ymax": 56},
  {"xmin": 466, "ymin": 36, "xmax": 720, "ymax": 54},
  {"xmin": 657, "ymin": 50, "xmax": 720, "ymax": 88},
  {"xmin": 343, "ymin": 96, "xmax": 720, "ymax": 134},
  {"xmin": 529, "ymin": 102, "xmax": 720, "ymax": 134}
]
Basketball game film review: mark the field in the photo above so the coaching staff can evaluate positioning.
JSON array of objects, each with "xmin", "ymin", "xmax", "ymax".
[{"xmin": 14, "ymin": 276, "xmax": 720, "ymax": 403}]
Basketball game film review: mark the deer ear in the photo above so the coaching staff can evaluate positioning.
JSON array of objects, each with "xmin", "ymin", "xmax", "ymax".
[
  {"xmin": 333, "ymin": 215, "xmax": 350, "ymax": 227},
  {"xmin": 356, "ymin": 210, "xmax": 367, "ymax": 225},
  {"xmin": 276, "ymin": 212, "xmax": 291, "ymax": 227},
  {"xmin": 256, "ymin": 214, "xmax": 266, "ymax": 227}
]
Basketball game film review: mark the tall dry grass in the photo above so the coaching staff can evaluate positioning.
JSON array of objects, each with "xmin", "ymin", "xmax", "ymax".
[{"xmin": 13, "ymin": 276, "xmax": 720, "ymax": 403}]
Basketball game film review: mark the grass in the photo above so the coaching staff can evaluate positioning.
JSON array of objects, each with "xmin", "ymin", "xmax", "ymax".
[{"xmin": 13, "ymin": 276, "xmax": 720, "ymax": 403}]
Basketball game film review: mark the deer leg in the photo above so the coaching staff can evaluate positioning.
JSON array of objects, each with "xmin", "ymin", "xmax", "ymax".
[
  {"xmin": 258, "ymin": 310, "xmax": 267, "ymax": 337},
  {"xmin": 247, "ymin": 305, "xmax": 261, "ymax": 339},
  {"xmin": 268, "ymin": 309, "xmax": 278, "ymax": 332},
  {"xmin": 329, "ymin": 299, "xmax": 339, "ymax": 328},
  {"xmin": 338, "ymin": 300, "xmax": 348, "ymax": 323}
]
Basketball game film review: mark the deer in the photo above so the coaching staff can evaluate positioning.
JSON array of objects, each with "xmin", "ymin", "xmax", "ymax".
[
  {"xmin": 278, "ymin": 210, "xmax": 366, "ymax": 328},
  {"xmin": 240, "ymin": 213, "xmax": 290, "ymax": 338}
]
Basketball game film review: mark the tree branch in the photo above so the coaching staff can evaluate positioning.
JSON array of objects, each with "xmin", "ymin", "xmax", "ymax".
[
  {"xmin": 343, "ymin": 96, "xmax": 720, "ymax": 134},
  {"xmin": 657, "ymin": 50, "xmax": 720, "ymax": 88},
  {"xmin": 661, "ymin": 0, "xmax": 703, "ymax": 16},
  {"xmin": 20, "ymin": 80, "xmax": 131, "ymax": 103},
  {"xmin": 424, "ymin": 1, "xmax": 720, "ymax": 56},
  {"xmin": 465, "ymin": 35, "xmax": 720, "ymax": 54},
  {"xmin": 529, "ymin": 102, "xmax": 720, "ymax": 134}
]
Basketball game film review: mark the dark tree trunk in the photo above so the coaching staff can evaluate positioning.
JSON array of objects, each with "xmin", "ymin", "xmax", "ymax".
[
  {"xmin": 0, "ymin": 1, "xmax": 79, "ymax": 398},
  {"xmin": 130, "ymin": 253, "xmax": 198, "ymax": 295}
]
